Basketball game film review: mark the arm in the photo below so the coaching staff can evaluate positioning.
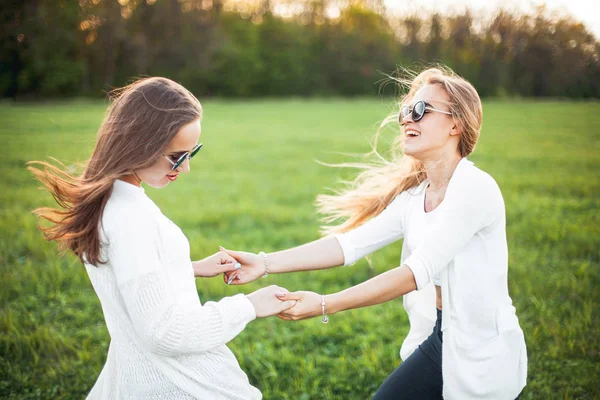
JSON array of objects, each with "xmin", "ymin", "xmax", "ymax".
[
  {"xmin": 269, "ymin": 235, "xmax": 345, "ymax": 273},
  {"xmin": 276, "ymin": 265, "xmax": 417, "ymax": 320},
  {"xmin": 277, "ymin": 173, "xmax": 504, "ymax": 320},
  {"xmin": 108, "ymin": 212, "xmax": 293, "ymax": 356},
  {"xmin": 405, "ymin": 175, "xmax": 502, "ymax": 289},
  {"xmin": 327, "ymin": 265, "xmax": 416, "ymax": 313},
  {"xmin": 223, "ymin": 191, "xmax": 409, "ymax": 284},
  {"xmin": 220, "ymin": 236, "xmax": 343, "ymax": 285}
]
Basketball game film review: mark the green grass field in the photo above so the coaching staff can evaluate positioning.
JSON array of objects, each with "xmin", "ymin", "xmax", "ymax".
[{"xmin": 1, "ymin": 98, "xmax": 599, "ymax": 399}]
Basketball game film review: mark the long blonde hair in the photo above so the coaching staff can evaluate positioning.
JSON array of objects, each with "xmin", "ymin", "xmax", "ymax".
[
  {"xmin": 28, "ymin": 77, "xmax": 203, "ymax": 265},
  {"xmin": 317, "ymin": 66, "xmax": 483, "ymax": 235}
]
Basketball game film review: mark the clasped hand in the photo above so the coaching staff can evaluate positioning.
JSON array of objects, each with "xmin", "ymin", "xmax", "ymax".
[{"xmin": 219, "ymin": 247, "xmax": 323, "ymax": 321}]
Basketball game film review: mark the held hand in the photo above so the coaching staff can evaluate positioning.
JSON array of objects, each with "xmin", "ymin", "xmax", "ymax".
[
  {"xmin": 246, "ymin": 285, "xmax": 296, "ymax": 318},
  {"xmin": 219, "ymin": 246, "xmax": 267, "ymax": 285},
  {"xmin": 275, "ymin": 291, "xmax": 322, "ymax": 321},
  {"xmin": 192, "ymin": 250, "xmax": 241, "ymax": 278}
]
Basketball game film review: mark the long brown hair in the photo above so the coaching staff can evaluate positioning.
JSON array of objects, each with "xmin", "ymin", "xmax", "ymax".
[
  {"xmin": 29, "ymin": 77, "xmax": 203, "ymax": 265},
  {"xmin": 317, "ymin": 66, "xmax": 482, "ymax": 235}
]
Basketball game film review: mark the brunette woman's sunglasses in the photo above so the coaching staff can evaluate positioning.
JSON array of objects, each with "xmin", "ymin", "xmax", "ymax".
[
  {"xmin": 399, "ymin": 100, "xmax": 452, "ymax": 126},
  {"xmin": 163, "ymin": 143, "xmax": 203, "ymax": 171}
]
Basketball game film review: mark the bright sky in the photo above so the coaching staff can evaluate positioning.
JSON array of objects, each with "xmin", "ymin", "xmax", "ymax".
[{"xmin": 384, "ymin": 0, "xmax": 600, "ymax": 38}]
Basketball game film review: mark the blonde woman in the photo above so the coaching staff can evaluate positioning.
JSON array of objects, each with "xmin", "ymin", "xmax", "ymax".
[
  {"xmin": 222, "ymin": 68, "xmax": 527, "ymax": 399},
  {"xmin": 29, "ymin": 77, "xmax": 295, "ymax": 399}
]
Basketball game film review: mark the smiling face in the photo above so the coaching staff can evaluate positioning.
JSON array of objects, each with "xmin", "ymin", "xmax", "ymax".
[
  {"xmin": 135, "ymin": 118, "xmax": 202, "ymax": 188},
  {"xmin": 400, "ymin": 84, "xmax": 460, "ymax": 162}
]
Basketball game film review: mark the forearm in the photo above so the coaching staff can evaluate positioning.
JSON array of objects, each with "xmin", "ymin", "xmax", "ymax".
[
  {"xmin": 326, "ymin": 265, "xmax": 417, "ymax": 314},
  {"xmin": 268, "ymin": 236, "xmax": 344, "ymax": 274}
]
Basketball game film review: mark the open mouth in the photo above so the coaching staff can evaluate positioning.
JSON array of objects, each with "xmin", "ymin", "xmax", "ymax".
[
  {"xmin": 166, "ymin": 174, "xmax": 178, "ymax": 181},
  {"xmin": 405, "ymin": 129, "xmax": 420, "ymax": 138}
]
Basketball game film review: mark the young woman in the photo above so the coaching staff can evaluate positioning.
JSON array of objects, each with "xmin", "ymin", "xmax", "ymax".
[
  {"xmin": 29, "ymin": 77, "xmax": 295, "ymax": 400},
  {"xmin": 221, "ymin": 67, "xmax": 528, "ymax": 399}
]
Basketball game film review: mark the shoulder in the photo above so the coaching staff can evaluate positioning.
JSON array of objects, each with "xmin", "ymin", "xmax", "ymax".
[
  {"xmin": 452, "ymin": 159, "xmax": 502, "ymax": 198},
  {"xmin": 101, "ymin": 190, "xmax": 161, "ymax": 240}
]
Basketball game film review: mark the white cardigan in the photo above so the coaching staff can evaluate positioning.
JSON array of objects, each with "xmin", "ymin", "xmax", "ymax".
[
  {"xmin": 84, "ymin": 180, "xmax": 261, "ymax": 399},
  {"xmin": 335, "ymin": 158, "xmax": 527, "ymax": 399}
]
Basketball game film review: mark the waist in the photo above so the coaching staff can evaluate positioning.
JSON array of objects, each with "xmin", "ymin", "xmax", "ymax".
[{"xmin": 435, "ymin": 308, "xmax": 443, "ymax": 341}]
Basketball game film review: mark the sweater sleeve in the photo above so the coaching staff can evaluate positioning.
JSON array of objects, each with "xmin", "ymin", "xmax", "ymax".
[
  {"xmin": 404, "ymin": 174, "xmax": 503, "ymax": 290},
  {"xmin": 334, "ymin": 191, "xmax": 409, "ymax": 265},
  {"xmin": 106, "ymin": 209, "xmax": 256, "ymax": 356}
]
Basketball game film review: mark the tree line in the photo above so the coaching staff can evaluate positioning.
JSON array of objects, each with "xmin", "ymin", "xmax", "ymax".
[{"xmin": 2, "ymin": 0, "xmax": 599, "ymax": 99}]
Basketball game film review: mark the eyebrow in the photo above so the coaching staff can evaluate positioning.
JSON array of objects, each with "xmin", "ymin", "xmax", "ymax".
[
  {"xmin": 167, "ymin": 144, "xmax": 199, "ymax": 154},
  {"xmin": 406, "ymin": 100, "xmax": 434, "ymax": 107}
]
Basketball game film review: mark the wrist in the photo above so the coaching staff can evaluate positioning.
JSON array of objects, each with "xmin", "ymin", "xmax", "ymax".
[
  {"xmin": 258, "ymin": 251, "xmax": 270, "ymax": 277},
  {"xmin": 192, "ymin": 260, "xmax": 203, "ymax": 277},
  {"xmin": 325, "ymin": 293, "xmax": 342, "ymax": 315}
]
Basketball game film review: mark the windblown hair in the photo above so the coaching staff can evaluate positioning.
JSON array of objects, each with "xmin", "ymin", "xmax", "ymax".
[
  {"xmin": 28, "ymin": 77, "xmax": 203, "ymax": 265},
  {"xmin": 317, "ymin": 66, "xmax": 483, "ymax": 235}
]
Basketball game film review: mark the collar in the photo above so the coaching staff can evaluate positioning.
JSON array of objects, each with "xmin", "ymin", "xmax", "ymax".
[{"xmin": 113, "ymin": 179, "xmax": 145, "ymax": 196}]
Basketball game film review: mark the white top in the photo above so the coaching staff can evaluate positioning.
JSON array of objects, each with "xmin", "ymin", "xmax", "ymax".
[
  {"xmin": 84, "ymin": 180, "xmax": 261, "ymax": 400},
  {"xmin": 335, "ymin": 158, "xmax": 527, "ymax": 399}
]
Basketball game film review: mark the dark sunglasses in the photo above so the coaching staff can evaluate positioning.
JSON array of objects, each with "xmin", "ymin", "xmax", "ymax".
[
  {"xmin": 163, "ymin": 143, "xmax": 203, "ymax": 171},
  {"xmin": 399, "ymin": 100, "xmax": 452, "ymax": 126}
]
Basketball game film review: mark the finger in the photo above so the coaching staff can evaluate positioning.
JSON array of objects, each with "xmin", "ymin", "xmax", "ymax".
[
  {"xmin": 218, "ymin": 262, "xmax": 241, "ymax": 274},
  {"xmin": 223, "ymin": 272, "xmax": 230, "ymax": 284},
  {"xmin": 219, "ymin": 251, "xmax": 237, "ymax": 264},
  {"xmin": 276, "ymin": 291, "xmax": 302, "ymax": 301},
  {"xmin": 226, "ymin": 271, "xmax": 239, "ymax": 285},
  {"xmin": 277, "ymin": 300, "xmax": 297, "ymax": 313},
  {"xmin": 277, "ymin": 310, "xmax": 295, "ymax": 320},
  {"xmin": 229, "ymin": 271, "xmax": 248, "ymax": 285}
]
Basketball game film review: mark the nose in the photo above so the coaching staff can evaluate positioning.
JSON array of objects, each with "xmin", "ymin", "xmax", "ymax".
[
  {"xmin": 177, "ymin": 157, "xmax": 191, "ymax": 174},
  {"xmin": 401, "ymin": 111, "xmax": 414, "ymax": 126}
]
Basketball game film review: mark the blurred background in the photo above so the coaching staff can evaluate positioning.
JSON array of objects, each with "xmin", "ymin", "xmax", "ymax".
[
  {"xmin": 2, "ymin": 0, "xmax": 600, "ymax": 99},
  {"xmin": 1, "ymin": 1, "xmax": 599, "ymax": 399}
]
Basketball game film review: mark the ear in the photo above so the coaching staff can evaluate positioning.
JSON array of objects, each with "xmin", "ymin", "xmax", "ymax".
[{"xmin": 449, "ymin": 125, "xmax": 461, "ymax": 137}]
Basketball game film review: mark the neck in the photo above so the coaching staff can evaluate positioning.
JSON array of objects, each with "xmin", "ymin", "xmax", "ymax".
[
  {"xmin": 423, "ymin": 153, "xmax": 462, "ymax": 189},
  {"xmin": 121, "ymin": 173, "xmax": 142, "ymax": 187}
]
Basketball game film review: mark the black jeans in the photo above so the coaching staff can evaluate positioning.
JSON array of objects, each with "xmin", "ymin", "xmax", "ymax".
[
  {"xmin": 372, "ymin": 309, "xmax": 443, "ymax": 400},
  {"xmin": 372, "ymin": 309, "xmax": 522, "ymax": 400}
]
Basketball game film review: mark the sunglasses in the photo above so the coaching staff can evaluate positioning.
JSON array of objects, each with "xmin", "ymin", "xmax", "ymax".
[
  {"xmin": 163, "ymin": 143, "xmax": 203, "ymax": 171},
  {"xmin": 399, "ymin": 100, "xmax": 452, "ymax": 126}
]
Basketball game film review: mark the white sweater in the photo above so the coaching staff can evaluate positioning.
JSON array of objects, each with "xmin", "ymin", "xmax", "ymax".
[
  {"xmin": 335, "ymin": 158, "xmax": 527, "ymax": 399},
  {"xmin": 84, "ymin": 180, "xmax": 262, "ymax": 400}
]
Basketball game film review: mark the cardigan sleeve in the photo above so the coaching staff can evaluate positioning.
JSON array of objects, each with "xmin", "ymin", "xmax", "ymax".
[
  {"xmin": 106, "ymin": 209, "xmax": 256, "ymax": 356},
  {"xmin": 404, "ymin": 173, "xmax": 503, "ymax": 290},
  {"xmin": 334, "ymin": 191, "xmax": 409, "ymax": 265}
]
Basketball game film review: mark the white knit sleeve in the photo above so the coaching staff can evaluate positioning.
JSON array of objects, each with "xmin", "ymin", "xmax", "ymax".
[
  {"xmin": 333, "ymin": 191, "xmax": 409, "ymax": 265},
  {"xmin": 404, "ymin": 173, "xmax": 503, "ymax": 290},
  {"xmin": 106, "ymin": 209, "xmax": 256, "ymax": 356}
]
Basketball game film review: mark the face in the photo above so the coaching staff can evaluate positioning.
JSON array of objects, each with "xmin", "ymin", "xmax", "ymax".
[
  {"xmin": 136, "ymin": 118, "xmax": 202, "ymax": 188},
  {"xmin": 400, "ymin": 84, "xmax": 459, "ymax": 161}
]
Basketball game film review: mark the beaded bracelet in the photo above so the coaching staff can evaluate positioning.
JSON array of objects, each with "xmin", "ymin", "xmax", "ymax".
[
  {"xmin": 321, "ymin": 294, "xmax": 329, "ymax": 324},
  {"xmin": 258, "ymin": 251, "xmax": 270, "ymax": 278}
]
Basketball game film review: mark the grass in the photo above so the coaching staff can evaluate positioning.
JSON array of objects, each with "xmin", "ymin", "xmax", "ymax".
[{"xmin": 0, "ymin": 98, "xmax": 599, "ymax": 399}]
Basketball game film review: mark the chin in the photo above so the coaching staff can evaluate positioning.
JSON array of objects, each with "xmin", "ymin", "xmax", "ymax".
[
  {"xmin": 403, "ymin": 146, "xmax": 420, "ymax": 159},
  {"xmin": 145, "ymin": 179, "xmax": 170, "ymax": 189},
  {"xmin": 405, "ymin": 141, "xmax": 435, "ymax": 160}
]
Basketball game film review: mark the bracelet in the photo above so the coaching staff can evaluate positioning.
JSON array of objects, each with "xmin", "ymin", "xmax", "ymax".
[
  {"xmin": 321, "ymin": 294, "xmax": 329, "ymax": 324},
  {"xmin": 258, "ymin": 251, "xmax": 270, "ymax": 278}
]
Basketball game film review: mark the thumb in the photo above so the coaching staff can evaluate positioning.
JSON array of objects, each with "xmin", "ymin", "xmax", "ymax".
[
  {"xmin": 219, "ymin": 246, "xmax": 243, "ymax": 260},
  {"xmin": 280, "ymin": 300, "xmax": 297, "ymax": 311}
]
